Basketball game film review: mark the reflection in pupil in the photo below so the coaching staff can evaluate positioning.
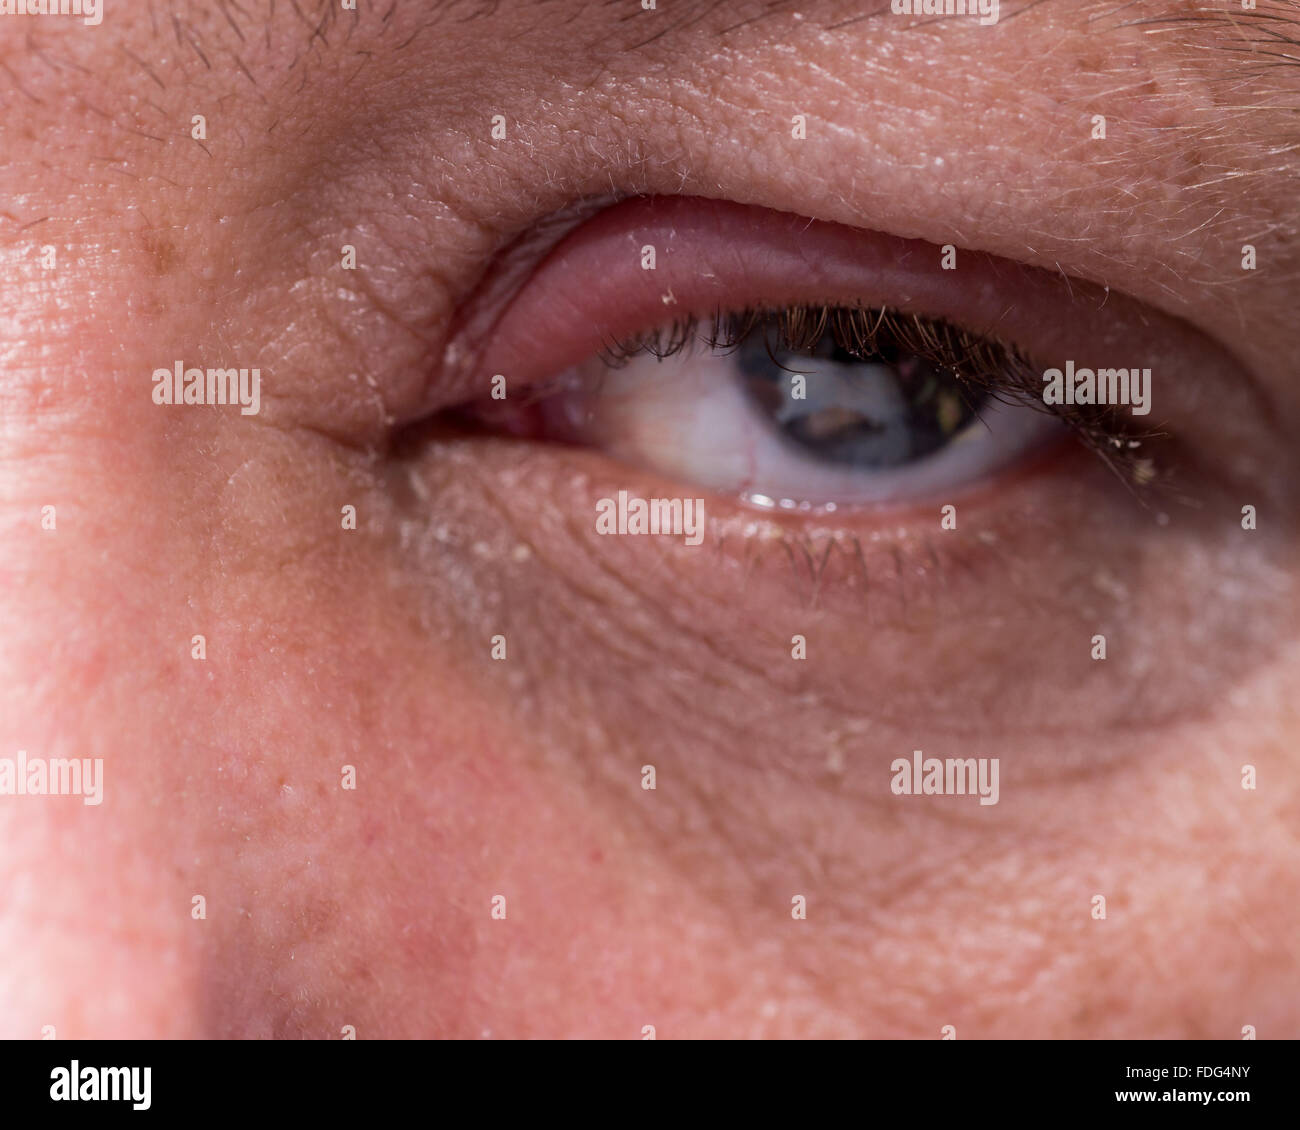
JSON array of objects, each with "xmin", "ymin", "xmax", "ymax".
[{"xmin": 736, "ymin": 324, "xmax": 986, "ymax": 468}]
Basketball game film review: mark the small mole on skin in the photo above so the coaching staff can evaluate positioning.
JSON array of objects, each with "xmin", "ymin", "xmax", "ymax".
[{"xmin": 141, "ymin": 229, "xmax": 179, "ymax": 276}]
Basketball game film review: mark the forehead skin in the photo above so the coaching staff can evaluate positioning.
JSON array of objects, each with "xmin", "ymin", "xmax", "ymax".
[{"xmin": 0, "ymin": 1, "xmax": 1296, "ymax": 1039}]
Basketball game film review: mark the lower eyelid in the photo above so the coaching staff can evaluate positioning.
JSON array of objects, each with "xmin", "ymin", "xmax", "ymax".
[{"xmin": 393, "ymin": 431, "xmax": 1299, "ymax": 777}]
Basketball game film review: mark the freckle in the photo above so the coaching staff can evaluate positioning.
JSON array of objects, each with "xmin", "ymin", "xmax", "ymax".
[{"xmin": 141, "ymin": 230, "xmax": 179, "ymax": 276}]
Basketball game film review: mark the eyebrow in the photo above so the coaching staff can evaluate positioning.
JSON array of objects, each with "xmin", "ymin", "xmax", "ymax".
[
  {"xmin": 665, "ymin": 0, "xmax": 1300, "ymax": 82},
  {"xmin": 183, "ymin": 0, "xmax": 1300, "ymax": 62},
  {"xmin": 119, "ymin": 0, "xmax": 1300, "ymax": 107},
  {"xmin": 1111, "ymin": 1, "xmax": 1300, "ymax": 80}
]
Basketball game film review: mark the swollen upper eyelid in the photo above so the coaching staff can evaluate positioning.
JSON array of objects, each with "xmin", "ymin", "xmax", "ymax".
[
  {"xmin": 450, "ymin": 197, "xmax": 972, "ymax": 396},
  {"xmin": 447, "ymin": 195, "xmax": 1197, "ymax": 396},
  {"xmin": 428, "ymin": 194, "xmax": 1283, "ymax": 498}
]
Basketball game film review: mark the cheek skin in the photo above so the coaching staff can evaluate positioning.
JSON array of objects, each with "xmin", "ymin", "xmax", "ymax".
[{"xmin": 371, "ymin": 431, "xmax": 1300, "ymax": 1037}]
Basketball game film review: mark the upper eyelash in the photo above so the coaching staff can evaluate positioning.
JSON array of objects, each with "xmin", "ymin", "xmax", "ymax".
[{"xmin": 597, "ymin": 303, "xmax": 1170, "ymax": 500}]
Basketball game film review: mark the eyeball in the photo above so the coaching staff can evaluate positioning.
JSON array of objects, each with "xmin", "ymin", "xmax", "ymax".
[{"xmin": 537, "ymin": 318, "xmax": 1064, "ymax": 511}]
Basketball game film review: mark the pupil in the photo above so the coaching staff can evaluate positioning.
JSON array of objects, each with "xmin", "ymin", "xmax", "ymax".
[{"xmin": 736, "ymin": 320, "xmax": 985, "ymax": 468}]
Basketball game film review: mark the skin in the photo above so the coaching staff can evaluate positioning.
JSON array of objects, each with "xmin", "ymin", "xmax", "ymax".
[{"xmin": 0, "ymin": 0, "xmax": 1297, "ymax": 1038}]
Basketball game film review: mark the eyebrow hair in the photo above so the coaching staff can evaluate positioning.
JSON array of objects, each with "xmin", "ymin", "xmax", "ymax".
[
  {"xmin": 189, "ymin": 0, "xmax": 1300, "ymax": 62},
  {"xmin": 1110, "ymin": 1, "xmax": 1300, "ymax": 81},
  {"xmin": 21, "ymin": 0, "xmax": 1285, "ymax": 136},
  {"xmin": 113, "ymin": 0, "xmax": 1300, "ymax": 102},
  {"xmin": 602, "ymin": 0, "xmax": 1300, "ymax": 101}
]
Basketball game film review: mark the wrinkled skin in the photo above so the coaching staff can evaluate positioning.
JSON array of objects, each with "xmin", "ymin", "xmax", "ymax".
[{"xmin": 1, "ymin": 0, "xmax": 1298, "ymax": 1038}]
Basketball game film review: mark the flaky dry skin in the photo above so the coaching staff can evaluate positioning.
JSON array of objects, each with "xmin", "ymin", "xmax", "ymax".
[{"xmin": 0, "ymin": 0, "xmax": 1297, "ymax": 1038}]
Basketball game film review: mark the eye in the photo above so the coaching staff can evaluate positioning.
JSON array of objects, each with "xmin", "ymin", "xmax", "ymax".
[
  {"xmin": 469, "ymin": 305, "xmax": 1068, "ymax": 512},
  {"xmin": 441, "ymin": 196, "xmax": 1175, "ymax": 518},
  {"xmin": 408, "ymin": 194, "xmax": 1277, "ymax": 742}
]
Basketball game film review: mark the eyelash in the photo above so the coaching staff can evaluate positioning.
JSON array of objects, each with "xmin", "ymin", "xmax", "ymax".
[{"xmin": 594, "ymin": 303, "xmax": 1166, "ymax": 496}]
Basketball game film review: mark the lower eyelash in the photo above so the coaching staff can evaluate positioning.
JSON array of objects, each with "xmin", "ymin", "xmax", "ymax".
[{"xmin": 598, "ymin": 302, "xmax": 1171, "ymax": 499}]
